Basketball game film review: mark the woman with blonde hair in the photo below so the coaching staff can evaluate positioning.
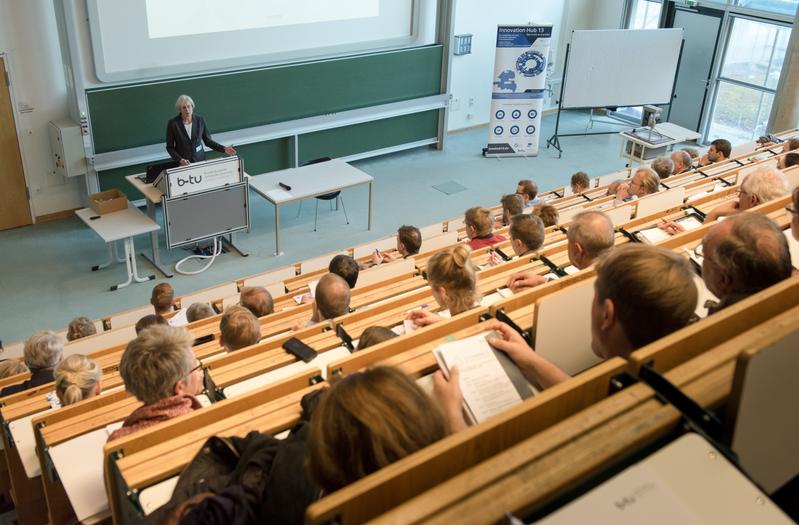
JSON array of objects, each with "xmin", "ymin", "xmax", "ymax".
[
  {"xmin": 67, "ymin": 316, "xmax": 97, "ymax": 341},
  {"xmin": 407, "ymin": 244, "xmax": 481, "ymax": 328},
  {"xmin": 0, "ymin": 360, "xmax": 28, "ymax": 380},
  {"xmin": 54, "ymin": 354, "xmax": 102, "ymax": 406},
  {"xmin": 464, "ymin": 206, "xmax": 506, "ymax": 250}
]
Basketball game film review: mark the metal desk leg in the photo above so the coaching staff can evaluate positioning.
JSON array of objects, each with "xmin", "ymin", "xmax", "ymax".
[
  {"xmin": 139, "ymin": 199, "xmax": 174, "ymax": 278},
  {"xmin": 221, "ymin": 232, "xmax": 249, "ymax": 257},
  {"xmin": 367, "ymin": 182, "xmax": 373, "ymax": 230},
  {"xmin": 274, "ymin": 203, "xmax": 283, "ymax": 256},
  {"xmin": 112, "ymin": 238, "xmax": 155, "ymax": 291}
]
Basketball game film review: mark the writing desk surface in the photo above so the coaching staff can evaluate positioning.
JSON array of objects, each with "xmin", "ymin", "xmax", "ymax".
[
  {"xmin": 76, "ymin": 204, "xmax": 159, "ymax": 243},
  {"xmin": 249, "ymin": 159, "xmax": 373, "ymax": 204}
]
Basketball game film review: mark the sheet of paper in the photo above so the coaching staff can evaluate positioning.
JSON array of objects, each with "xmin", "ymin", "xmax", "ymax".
[
  {"xmin": 308, "ymin": 280, "xmax": 318, "ymax": 299},
  {"xmin": 480, "ymin": 292, "xmax": 505, "ymax": 307},
  {"xmin": 434, "ymin": 334, "xmax": 524, "ymax": 423},
  {"xmin": 50, "ymin": 426, "xmax": 119, "ymax": 521},
  {"xmin": 264, "ymin": 188, "xmax": 292, "ymax": 201},
  {"xmin": 562, "ymin": 265, "xmax": 579, "ymax": 275},
  {"xmin": 497, "ymin": 287, "xmax": 514, "ymax": 298},
  {"xmin": 168, "ymin": 308, "xmax": 189, "ymax": 326},
  {"xmin": 140, "ymin": 476, "xmax": 179, "ymax": 516},
  {"xmin": 637, "ymin": 226, "xmax": 671, "ymax": 244}
]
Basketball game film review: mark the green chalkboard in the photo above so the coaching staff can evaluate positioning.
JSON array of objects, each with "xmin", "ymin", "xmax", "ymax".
[{"xmin": 88, "ymin": 45, "xmax": 443, "ymax": 154}]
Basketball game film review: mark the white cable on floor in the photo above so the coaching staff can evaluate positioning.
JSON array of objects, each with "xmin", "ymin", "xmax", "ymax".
[{"xmin": 174, "ymin": 237, "xmax": 222, "ymax": 275}]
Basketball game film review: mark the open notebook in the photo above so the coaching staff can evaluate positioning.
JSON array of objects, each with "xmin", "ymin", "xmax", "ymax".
[
  {"xmin": 433, "ymin": 332, "xmax": 534, "ymax": 424},
  {"xmin": 636, "ymin": 213, "xmax": 703, "ymax": 244}
]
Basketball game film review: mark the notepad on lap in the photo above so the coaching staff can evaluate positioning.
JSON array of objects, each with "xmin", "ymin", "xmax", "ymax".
[{"xmin": 433, "ymin": 332, "xmax": 533, "ymax": 424}]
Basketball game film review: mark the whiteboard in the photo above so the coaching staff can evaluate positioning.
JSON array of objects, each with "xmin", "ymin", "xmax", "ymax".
[
  {"xmin": 562, "ymin": 29, "xmax": 683, "ymax": 109},
  {"xmin": 163, "ymin": 182, "xmax": 250, "ymax": 248}
]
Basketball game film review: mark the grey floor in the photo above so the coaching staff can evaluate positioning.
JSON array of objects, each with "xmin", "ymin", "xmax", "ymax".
[{"xmin": 0, "ymin": 110, "xmax": 633, "ymax": 344}]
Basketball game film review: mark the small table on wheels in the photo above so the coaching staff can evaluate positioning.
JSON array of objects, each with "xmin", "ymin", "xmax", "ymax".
[
  {"xmin": 248, "ymin": 159, "xmax": 374, "ymax": 256},
  {"xmin": 620, "ymin": 122, "xmax": 701, "ymax": 172},
  {"xmin": 76, "ymin": 204, "xmax": 160, "ymax": 291}
]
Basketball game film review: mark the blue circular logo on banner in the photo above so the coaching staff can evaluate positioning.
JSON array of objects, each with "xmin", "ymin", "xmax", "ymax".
[
  {"xmin": 494, "ymin": 126, "xmax": 504, "ymax": 135},
  {"xmin": 528, "ymin": 109, "xmax": 538, "ymax": 119},
  {"xmin": 516, "ymin": 50, "xmax": 546, "ymax": 77},
  {"xmin": 495, "ymin": 110, "xmax": 505, "ymax": 119},
  {"xmin": 526, "ymin": 125, "xmax": 536, "ymax": 134},
  {"xmin": 510, "ymin": 125, "xmax": 520, "ymax": 135},
  {"xmin": 511, "ymin": 109, "xmax": 522, "ymax": 119}
]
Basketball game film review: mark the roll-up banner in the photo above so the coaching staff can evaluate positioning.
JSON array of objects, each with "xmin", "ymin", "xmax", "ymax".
[{"xmin": 485, "ymin": 24, "xmax": 552, "ymax": 157}]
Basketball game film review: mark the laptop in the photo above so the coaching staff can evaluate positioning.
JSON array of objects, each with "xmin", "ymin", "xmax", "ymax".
[{"xmin": 139, "ymin": 160, "xmax": 180, "ymax": 184}]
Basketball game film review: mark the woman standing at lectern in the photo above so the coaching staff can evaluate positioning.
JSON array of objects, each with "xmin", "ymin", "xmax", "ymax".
[{"xmin": 165, "ymin": 94, "xmax": 236, "ymax": 166}]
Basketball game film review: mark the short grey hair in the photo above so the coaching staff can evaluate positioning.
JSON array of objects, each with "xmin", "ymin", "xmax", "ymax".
[
  {"xmin": 175, "ymin": 94, "xmax": 195, "ymax": 113},
  {"xmin": 651, "ymin": 156, "xmax": 674, "ymax": 180},
  {"xmin": 634, "ymin": 166, "xmax": 661, "ymax": 195},
  {"xmin": 119, "ymin": 325, "xmax": 194, "ymax": 405},
  {"xmin": 23, "ymin": 331, "xmax": 64, "ymax": 369},
  {"xmin": 186, "ymin": 302, "xmax": 215, "ymax": 323},
  {"xmin": 741, "ymin": 166, "xmax": 789, "ymax": 204},
  {"xmin": 709, "ymin": 213, "xmax": 792, "ymax": 295},
  {"xmin": 568, "ymin": 211, "xmax": 615, "ymax": 260},
  {"xmin": 671, "ymin": 150, "xmax": 692, "ymax": 170}
]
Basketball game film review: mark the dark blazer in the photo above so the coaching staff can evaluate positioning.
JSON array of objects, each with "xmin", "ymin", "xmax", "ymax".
[
  {"xmin": 165, "ymin": 114, "xmax": 226, "ymax": 163},
  {"xmin": 0, "ymin": 368, "xmax": 55, "ymax": 397}
]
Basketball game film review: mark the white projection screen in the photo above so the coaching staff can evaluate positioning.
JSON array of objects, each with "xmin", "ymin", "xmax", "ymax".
[
  {"xmin": 86, "ymin": 0, "xmax": 431, "ymax": 83},
  {"xmin": 561, "ymin": 29, "xmax": 683, "ymax": 109}
]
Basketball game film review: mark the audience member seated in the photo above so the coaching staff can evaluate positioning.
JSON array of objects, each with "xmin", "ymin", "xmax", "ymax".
[
  {"xmin": 296, "ymin": 273, "xmax": 352, "ymax": 330},
  {"xmin": 54, "ymin": 354, "xmax": 102, "ymax": 406},
  {"xmin": 66, "ymin": 316, "xmax": 97, "ymax": 341},
  {"xmin": 670, "ymin": 150, "xmax": 693, "ymax": 175},
  {"xmin": 151, "ymin": 283, "xmax": 175, "ymax": 316},
  {"xmin": 186, "ymin": 302, "xmax": 215, "ymax": 323},
  {"xmin": 373, "ymin": 225, "xmax": 422, "ymax": 264},
  {"xmin": 219, "ymin": 305, "xmax": 261, "ymax": 352},
  {"xmin": 699, "ymin": 138, "xmax": 732, "ymax": 166},
  {"xmin": 570, "ymin": 171, "xmax": 590, "ymax": 194},
  {"xmin": 152, "ymin": 366, "xmax": 448, "ymax": 524},
  {"xmin": 407, "ymin": 245, "xmax": 480, "ymax": 327},
  {"xmin": 0, "ymin": 331, "xmax": 64, "ymax": 397},
  {"xmin": 109, "ymin": 325, "xmax": 203, "ymax": 441},
  {"xmin": 0, "ymin": 359, "xmax": 28, "ymax": 380},
  {"xmin": 507, "ymin": 210, "xmax": 614, "ymax": 292},
  {"xmin": 329, "ymin": 254, "xmax": 359, "ymax": 289},
  {"xmin": 682, "ymin": 147, "xmax": 700, "ymax": 161},
  {"xmin": 311, "ymin": 365, "xmax": 450, "ymax": 487},
  {"xmin": 465, "ymin": 207, "xmax": 506, "ymax": 250},
  {"xmin": 700, "ymin": 212, "xmax": 792, "ymax": 314},
  {"xmin": 441, "ymin": 245, "xmax": 698, "ymax": 418},
  {"xmin": 783, "ymin": 137, "xmax": 799, "ymax": 153},
  {"xmin": 508, "ymin": 214, "xmax": 545, "ymax": 258},
  {"xmin": 356, "ymin": 326, "xmax": 398, "ymax": 351},
  {"xmin": 135, "ymin": 314, "xmax": 169, "ymax": 335},
  {"xmin": 498, "ymin": 194, "xmax": 524, "ymax": 227},
  {"xmin": 615, "ymin": 166, "xmax": 660, "ymax": 202},
  {"xmin": 517, "ymin": 179, "xmax": 544, "ymax": 207},
  {"xmin": 531, "ymin": 203, "xmax": 559, "ymax": 227},
  {"xmin": 702, "ymin": 165, "xmax": 788, "ymax": 223},
  {"xmin": 778, "ymin": 152, "xmax": 799, "ymax": 170},
  {"xmin": 239, "ymin": 286, "xmax": 275, "ymax": 317},
  {"xmin": 651, "ymin": 156, "xmax": 675, "ymax": 180}
]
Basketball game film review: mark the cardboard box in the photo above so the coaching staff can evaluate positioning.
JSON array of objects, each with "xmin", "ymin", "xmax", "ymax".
[{"xmin": 88, "ymin": 189, "xmax": 127, "ymax": 215}]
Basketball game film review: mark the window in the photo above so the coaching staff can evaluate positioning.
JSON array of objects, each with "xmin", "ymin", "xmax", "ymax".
[
  {"xmin": 630, "ymin": 0, "xmax": 662, "ymax": 30},
  {"xmin": 707, "ymin": 17, "xmax": 791, "ymax": 143},
  {"xmin": 734, "ymin": 0, "xmax": 798, "ymax": 16}
]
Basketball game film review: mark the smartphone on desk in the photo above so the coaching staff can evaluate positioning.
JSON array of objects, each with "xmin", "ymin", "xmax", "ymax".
[{"xmin": 283, "ymin": 337, "xmax": 318, "ymax": 363}]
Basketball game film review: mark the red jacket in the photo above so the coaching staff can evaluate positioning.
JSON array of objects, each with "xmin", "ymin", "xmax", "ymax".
[
  {"xmin": 108, "ymin": 393, "xmax": 202, "ymax": 442},
  {"xmin": 468, "ymin": 234, "xmax": 506, "ymax": 251}
]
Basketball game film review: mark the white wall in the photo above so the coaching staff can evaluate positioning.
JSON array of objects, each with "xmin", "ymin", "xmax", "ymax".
[
  {"xmin": 0, "ymin": 0, "xmax": 83, "ymax": 218},
  {"xmin": 447, "ymin": 0, "xmax": 566, "ymax": 132}
]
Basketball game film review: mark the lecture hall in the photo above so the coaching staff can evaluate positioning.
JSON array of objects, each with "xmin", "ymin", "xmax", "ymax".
[{"xmin": 0, "ymin": 0, "xmax": 798, "ymax": 523}]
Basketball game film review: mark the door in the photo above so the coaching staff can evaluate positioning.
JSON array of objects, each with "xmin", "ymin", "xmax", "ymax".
[
  {"xmin": 666, "ymin": 6, "xmax": 724, "ymax": 131},
  {"xmin": 0, "ymin": 56, "xmax": 32, "ymax": 230}
]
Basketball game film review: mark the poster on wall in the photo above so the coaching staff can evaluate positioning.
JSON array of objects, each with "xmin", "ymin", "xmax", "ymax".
[{"xmin": 484, "ymin": 24, "xmax": 552, "ymax": 157}]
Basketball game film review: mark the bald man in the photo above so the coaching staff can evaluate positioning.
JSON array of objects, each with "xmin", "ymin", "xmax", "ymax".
[{"xmin": 297, "ymin": 273, "xmax": 352, "ymax": 330}]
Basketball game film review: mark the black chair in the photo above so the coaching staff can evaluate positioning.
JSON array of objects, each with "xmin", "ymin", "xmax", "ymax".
[{"xmin": 295, "ymin": 157, "xmax": 349, "ymax": 231}]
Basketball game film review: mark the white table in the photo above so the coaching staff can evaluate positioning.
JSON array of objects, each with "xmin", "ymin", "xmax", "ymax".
[
  {"xmin": 126, "ymin": 174, "xmax": 175, "ymax": 278},
  {"xmin": 620, "ymin": 122, "xmax": 701, "ymax": 171},
  {"xmin": 76, "ymin": 204, "xmax": 159, "ymax": 291},
  {"xmin": 249, "ymin": 159, "xmax": 374, "ymax": 255}
]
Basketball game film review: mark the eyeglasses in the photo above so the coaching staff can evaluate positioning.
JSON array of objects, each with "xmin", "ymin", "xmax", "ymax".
[
  {"xmin": 692, "ymin": 241, "xmax": 705, "ymax": 259},
  {"xmin": 786, "ymin": 206, "xmax": 799, "ymax": 216},
  {"xmin": 190, "ymin": 361, "xmax": 203, "ymax": 374}
]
